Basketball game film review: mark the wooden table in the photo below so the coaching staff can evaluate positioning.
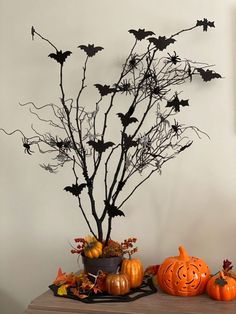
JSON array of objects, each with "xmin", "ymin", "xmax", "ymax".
[{"xmin": 25, "ymin": 289, "xmax": 236, "ymax": 314}]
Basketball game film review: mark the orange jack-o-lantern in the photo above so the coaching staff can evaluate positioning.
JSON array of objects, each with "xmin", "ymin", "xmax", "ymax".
[{"xmin": 157, "ymin": 245, "xmax": 210, "ymax": 296}]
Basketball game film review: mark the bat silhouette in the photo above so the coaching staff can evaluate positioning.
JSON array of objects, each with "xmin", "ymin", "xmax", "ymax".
[
  {"xmin": 87, "ymin": 140, "xmax": 115, "ymax": 153},
  {"xmin": 196, "ymin": 19, "xmax": 215, "ymax": 32},
  {"xmin": 78, "ymin": 44, "xmax": 104, "ymax": 57},
  {"xmin": 197, "ymin": 68, "xmax": 222, "ymax": 82},
  {"xmin": 117, "ymin": 112, "xmax": 138, "ymax": 127},
  {"xmin": 104, "ymin": 201, "xmax": 125, "ymax": 218},
  {"xmin": 94, "ymin": 84, "xmax": 116, "ymax": 96},
  {"xmin": 166, "ymin": 94, "xmax": 189, "ymax": 112},
  {"xmin": 123, "ymin": 133, "xmax": 138, "ymax": 149},
  {"xmin": 148, "ymin": 36, "xmax": 176, "ymax": 51},
  {"xmin": 128, "ymin": 28, "xmax": 155, "ymax": 41},
  {"xmin": 48, "ymin": 50, "xmax": 72, "ymax": 65},
  {"xmin": 64, "ymin": 183, "xmax": 87, "ymax": 197}
]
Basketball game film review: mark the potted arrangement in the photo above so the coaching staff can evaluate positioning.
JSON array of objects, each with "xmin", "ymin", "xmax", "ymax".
[{"xmin": 1, "ymin": 19, "xmax": 221, "ymax": 291}]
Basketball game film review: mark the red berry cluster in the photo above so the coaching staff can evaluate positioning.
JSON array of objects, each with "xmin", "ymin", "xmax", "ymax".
[
  {"xmin": 71, "ymin": 237, "xmax": 86, "ymax": 254},
  {"xmin": 121, "ymin": 237, "xmax": 138, "ymax": 257}
]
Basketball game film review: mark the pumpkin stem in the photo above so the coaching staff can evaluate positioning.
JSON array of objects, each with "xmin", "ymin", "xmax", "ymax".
[
  {"xmin": 219, "ymin": 271, "xmax": 225, "ymax": 279},
  {"xmin": 178, "ymin": 245, "xmax": 189, "ymax": 261}
]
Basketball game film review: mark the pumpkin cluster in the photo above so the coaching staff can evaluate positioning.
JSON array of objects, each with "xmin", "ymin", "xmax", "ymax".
[{"xmin": 155, "ymin": 246, "xmax": 236, "ymax": 301}]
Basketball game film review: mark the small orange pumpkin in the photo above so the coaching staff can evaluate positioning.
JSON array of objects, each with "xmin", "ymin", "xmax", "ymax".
[
  {"xmin": 83, "ymin": 236, "xmax": 103, "ymax": 259},
  {"xmin": 206, "ymin": 271, "xmax": 236, "ymax": 301},
  {"xmin": 121, "ymin": 258, "xmax": 144, "ymax": 288},
  {"xmin": 157, "ymin": 245, "xmax": 210, "ymax": 296},
  {"xmin": 106, "ymin": 273, "xmax": 130, "ymax": 295}
]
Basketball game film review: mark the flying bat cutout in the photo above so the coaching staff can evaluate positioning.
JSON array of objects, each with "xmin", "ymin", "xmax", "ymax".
[
  {"xmin": 166, "ymin": 94, "xmax": 189, "ymax": 112},
  {"xmin": 197, "ymin": 68, "xmax": 222, "ymax": 82},
  {"xmin": 104, "ymin": 201, "xmax": 125, "ymax": 218},
  {"xmin": 48, "ymin": 50, "xmax": 72, "ymax": 65},
  {"xmin": 94, "ymin": 84, "xmax": 116, "ymax": 97},
  {"xmin": 117, "ymin": 112, "xmax": 138, "ymax": 127},
  {"xmin": 78, "ymin": 44, "xmax": 104, "ymax": 57},
  {"xmin": 148, "ymin": 36, "xmax": 176, "ymax": 51},
  {"xmin": 128, "ymin": 28, "xmax": 155, "ymax": 41},
  {"xmin": 123, "ymin": 133, "xmax": 138, "ymax": 150},
  {"xmin": 64, "ymin": 183, "xmax": 87, "ymax": 197},
  {"xmin": 196, "ymin": 19, "xmax": 215, "ymax": 32},
  {"xmin": 87, "ymin": 140, "xmax": 115, "ymax": 153}
]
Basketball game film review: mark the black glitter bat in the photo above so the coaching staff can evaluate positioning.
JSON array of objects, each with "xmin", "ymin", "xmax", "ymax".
[
  {"xmin": 87, "ymin": 140, "xmax": 115, "ymax": 153},
  {"xmin": 48, "ymin": 50, "xmax": 72, "ymax": 65},
  {"xmin": 196, "ymin": 19, "xmax": 215, "ymax": 32},
  {"xmin": 166, "ymin": 94, "xmax": 189, "ymax": 112},
  {"xmin": 148, "ymin": 36, "xmax": 176, "ymax": 51},
  {"xmin": 128, "ymin": 28, "xmax": 155, "ymax": 41},
  {"xmin": 78, "ymin": 44, "xmax": 104, "ymax": 57},
  {"xmin": 197, "ymin": 68, "xmax": 222, "ymax": 82},
  {"xmin": 104, "ymin": 201, "xmax": 125, "ymax": 218},
  {"xmin": 94, "ymin": 84, "xmax": 116, "ymax": 96},
  {"xmin": 64, "ymin": 183, "xmax": 87, "ymax": 197},
  {"xmin": 117, "ymin": 112, "xmax": 138, "ymax": 127}
]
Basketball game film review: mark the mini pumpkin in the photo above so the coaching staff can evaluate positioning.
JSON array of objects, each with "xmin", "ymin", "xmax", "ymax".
[
  {"xmin": 121, "ymin": 258, "xmax": 144, "ymax": 288},
  {"xmin": 106, "ymin": 273, "xmax": 130, "ymax": 295},
  {"xmin": 83, "ymin": 236, "xmax": 103, "ymax": 259},
  {"xmin": 206, "ymin": 271, "xmax": 236, "ymax": 301},
  {"xmin": 157, "ymin": 245, "xmax": 210, "ymax": 296}
]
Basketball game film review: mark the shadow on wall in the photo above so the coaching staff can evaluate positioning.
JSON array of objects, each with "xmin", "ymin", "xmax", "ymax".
[{"xmin": 0, "ymin": 289, "xmax": 24, "ymax": 314}]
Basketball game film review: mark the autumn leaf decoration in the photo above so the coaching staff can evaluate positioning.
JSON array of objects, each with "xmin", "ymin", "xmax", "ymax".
[{"xmin": 222, "ymin": 259, "xmax": 236, "ymax": 280}]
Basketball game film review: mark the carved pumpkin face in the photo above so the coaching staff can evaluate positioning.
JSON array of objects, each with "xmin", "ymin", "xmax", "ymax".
[
  {"xmin": 206, "ymin": 271, "xmax": 236, "ymax": 301},
  {"xmin": 157, "ymin": 245, "xmax": 210, "ymax": 296},
  {"xmin": 106, "ymin": 273, "xmax": 130, "ymax": 296},
  {"xmin": 121, "ymin": 258, "xmax": 144, "ymax": 288}
]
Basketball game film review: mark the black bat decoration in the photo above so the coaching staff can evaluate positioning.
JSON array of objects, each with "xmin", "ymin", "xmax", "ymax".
[
  {"xmin": 197, "ymin": 68, "xmax": 222, "ymax": 82},
  {"xmin": 48, "ymin": 50, "xmax": 72, "ymax": 65},
  {"xmin": 166, "ymin": 94, "xmax": 189, "ymax": 112},
  {"xmin": 78, "ymin": 44, "xmax": 104, "ymax": 57},
  {"xmin": 64, "ymin": 183, "xmax": 87, "ymax": 197},
  {"xmin": 148, "ymin": 36, "xmax": 176, "ymax": 51},
  {"xmin": 87, "ymin": 140, "xmax": 115, "ymax": 153},
  {"xmin": 117, "ymin": 112, "xmax": 138, "ymax": 127},
  {"xmin": 178, "ymin": 141, "xmax": 193, "ymax": 153},
  {"xmin": 123, "ymin": 133, "xmax": 138, "ymax": 150},
  {"xmin": 104, "ymin": 201, "xmax": 125, "ymax": 218},
  {"xmin": 94, "ymin": 84, "xmax": 116, "ymax": 97},
  {"xmin": 196, "ymin": 19, "xmax": 215, "ymax": 32},
  {"xmin": 128, "ymin": 28, "xmax": 155, "ymax": 41}
]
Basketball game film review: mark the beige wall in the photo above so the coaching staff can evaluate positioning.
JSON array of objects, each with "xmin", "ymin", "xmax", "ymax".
[{"xmin": 0, "ymin": 0, "xmax": 236, "ymax": 313}]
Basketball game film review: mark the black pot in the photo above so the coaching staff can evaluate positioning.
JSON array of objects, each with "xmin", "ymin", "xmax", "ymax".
[{"xmin": 82, "ymin": 255, "xmax": 122, "ymax": 276}]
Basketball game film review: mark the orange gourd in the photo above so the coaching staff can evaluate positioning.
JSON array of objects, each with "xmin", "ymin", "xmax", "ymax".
[
  {"xmin": 83, "ymin": 236, "xmax": 103, "ymax": 259},
  {"xmin": 157, "ymin": 245, "xmax": 210, "ymax": 296},
  {"xmin": 106, "ymin": 273, "xmax": 130, "ymax": 295},
  {"xmin": 121, "ymin": 258, "xmax": 144, "ymax": 288},
  {"xmin": 206, "ymin": 271, "xmax": 236, "ymax": 301}
]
